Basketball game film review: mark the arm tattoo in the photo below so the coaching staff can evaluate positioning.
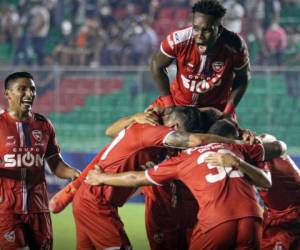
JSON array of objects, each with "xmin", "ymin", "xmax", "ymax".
[{"xmin": 165, "ymin": 131, "xmax": 190, "ymax": 148}]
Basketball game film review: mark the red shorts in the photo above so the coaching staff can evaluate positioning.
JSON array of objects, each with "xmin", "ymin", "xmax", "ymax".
[
  {"xmin": 0, "ymin": 212, "xmax": 52, "ymax": 250},
  {"xmin": 261, "ymin": 224, "xmax": 300, "ymax": 250},
  {"xmin": 73, "ymin": 185, "xmax": 131, "ymax": 250},
  {"xmin": 190, "ymin": 217, "xmax": 262, "ymax": 250},
  {"xmin": 144, "ymin": 196, "xmax": 198, "ymax": 250}
]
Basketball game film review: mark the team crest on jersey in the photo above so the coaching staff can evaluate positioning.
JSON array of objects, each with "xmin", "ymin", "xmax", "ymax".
[
  {"xmin": 212, "ymin": 61, "xmax": 225, "ymax": 73},
  {"xmin": 32, "ymin": 130, "xmax": 42, "ymax": 142},
  {"xmin": 6, "ymin": 136, "xmax": 16, "ymax": 146},
  {"xmin": 4, "ymin": 231, "xmax": 15, "ymax": 242}
]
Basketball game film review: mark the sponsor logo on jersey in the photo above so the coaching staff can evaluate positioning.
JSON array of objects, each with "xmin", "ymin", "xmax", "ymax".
[
  {"xmin": 32, "ymin": 130, "xmax": 42, "ymax": 142},
  {"xmin": 181, "ymin": 74, "xmax": 222, "ymax": 93},
  {"xmin": 4, "ymin": 231, "xmax": 15, "ymax": 243},
  {"xmin": 186, "ymin": 63, "xmax": 195, "ymax": 73},
  {"xmin": 5, "ymin": 136, "xmax": 16, "ymax": 146},
  {"xmin": 4, "ymin": 152, "xmax": 43, "ymax": 167},
  {"xmin": 212, "ymin": 61, "xmax": 225, "ymax": 73}
]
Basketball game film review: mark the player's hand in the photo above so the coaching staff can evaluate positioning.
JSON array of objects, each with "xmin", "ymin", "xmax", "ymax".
[
  {"xmin": 145, "ymin": 104, "xmax": 165, "ymax": 115},
  {"xmin": 241, "ymin": 129, "xmax": 258, "ymax": 144},
  {"xmin": 85, "ymin": 165, "xmax": 104, "ymax": 185},
  {"xmin": 133, "ymin": 111, "xmax": 160, "ymax": 126},
  {"xmin": 204, "ymin": 153, "xmax": 240, "ymax": 168},
  {"xmin": 71, "ymin": 168, "xmax": 81, "ymax": 180}
]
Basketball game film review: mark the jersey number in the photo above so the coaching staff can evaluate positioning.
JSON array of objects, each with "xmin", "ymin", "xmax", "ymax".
[
  {"xmin": 101, "ymin": 129, "xmax": 126, "ymax": 160},
  {"xmin": 197, "ymin": 149, "xmax": 244, "ymax": 183}
]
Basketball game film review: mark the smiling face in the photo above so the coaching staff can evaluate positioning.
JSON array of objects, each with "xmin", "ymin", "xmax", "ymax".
[
  {"xmin": 5, "ymin": 77, "xmax": 36, "ymax": 120},
  {"xmin": 192, "ymin": 12, "xmax": 221, "ymax": 53}
]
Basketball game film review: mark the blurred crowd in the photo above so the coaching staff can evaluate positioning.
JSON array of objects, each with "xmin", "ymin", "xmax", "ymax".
[{"xmin": 0, "ymin": 0, "xmax": 299, "ymax": 67}]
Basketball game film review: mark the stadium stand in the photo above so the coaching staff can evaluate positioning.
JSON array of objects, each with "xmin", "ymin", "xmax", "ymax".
[
  {"xmin": 0, "ymin": 68, "xmax": 298, "ymax": 153},
  {"xmin": 0, "ymin": 0, "xmax": 299, "ymax": 153}
]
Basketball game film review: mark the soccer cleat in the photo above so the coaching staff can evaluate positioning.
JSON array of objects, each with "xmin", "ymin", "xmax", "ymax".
[{"xmin": 49, "ymin": 182, "xmax": 78, "ymax": 213}]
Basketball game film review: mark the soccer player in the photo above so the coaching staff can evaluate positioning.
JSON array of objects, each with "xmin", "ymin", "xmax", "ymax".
[
  {"xmin": 50, "ymin": 107, "xmax": 225, "ymax": 249},
  {"xmin": 150, "ymin": 0, "xmax": 249, "ymax": 117},
  {"xmin": 257, "ymin": 134, "xmax": 300, "ymax": 250},
  {"xmin": 85, "ymin": 119, "xmax": 286, "ymax": 250},
  {"xmin": 0, "ymin": 72, "xmax": 80, "ymax": 249},
  {"xmin": 70, "ymin": 107, "xmax": 241, "ymax": 250},
  {"xmin": 105, "ymin": 107, "xmax": 223, "ymax": 250}
]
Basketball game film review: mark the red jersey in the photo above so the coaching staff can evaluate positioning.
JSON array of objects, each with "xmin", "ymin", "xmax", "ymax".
[
  {"xmin": 0, "ymin": 110, "xmax": 60, "ymax": 214},
  {"xmin": 260, "ymin": 155, "xmax": 300, "ymax": 211},
  {"xmin": 84, "ymin": 124, "xmax": 173, "ymax": 207},
  {"xmin": 161, "ymin": 26, "xmax": 249, "ymax": 110},
  {"xmin": 146, "ymin": 143, "xmax": 267, "ymax": 233}
]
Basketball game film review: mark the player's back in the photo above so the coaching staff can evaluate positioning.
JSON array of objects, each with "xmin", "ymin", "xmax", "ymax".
[
  {"xmin": 87, "ymin": 123, "xmax": 171, "ymax": 206},
  {"xmin": 177, "ymin": 143, "xmax": 264, "ymax": 232},
  {"xmin": 260, "ymin": 155, "xmax": 300, "ymax": 210}
]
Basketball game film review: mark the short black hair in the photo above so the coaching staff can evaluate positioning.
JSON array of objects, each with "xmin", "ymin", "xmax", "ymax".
[
  {"xmin": 192, "ymin": 0, "xmax": 226, "ymax": 18},
  {"xmin": 4, "ymin": 71, "xmax": 34, "ymax": 90},
  {"xmin": 208, "ymin": 119, "xmax": 239, "ymax": 138},
  {"xmin": 170, "ymin": 106, "xmax": 211, "ymax": 133},
  {"xmin": 200, "ymin": 108, "xmax": 223, "ymax": 128}
]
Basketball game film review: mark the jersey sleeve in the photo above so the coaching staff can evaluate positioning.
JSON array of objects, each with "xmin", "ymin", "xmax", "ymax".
[
  {"xmin": 237, "ymin": 143, "xmax": 265, "ymax": 162},
  {"xmin": 232, "ymin": 35, "xmax": 249, "ymax": 71},
  {"xmin": 145, "ymin": 155, "xmax": 181, "ymax": 185},
  {"xmin": 141, "ymin": 124, "xmax": 174, "ymax": 148},
  {"xmin": 160, "ymin": 30, "xmax": 184, "ymax": 58},
  {"xmin": 44, "ymin": 119, "xmax": 60, "ymax": 159}
]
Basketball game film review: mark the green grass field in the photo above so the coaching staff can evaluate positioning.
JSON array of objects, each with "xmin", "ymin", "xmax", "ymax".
[{"xmin": 52, "ymin": 203, "xmax": 150, "ymax": 250}]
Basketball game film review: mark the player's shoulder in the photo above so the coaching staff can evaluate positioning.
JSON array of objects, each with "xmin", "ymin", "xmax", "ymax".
[
  {"xmin": 168, "ymin": 26, "xmax": 193, "ymax": 45},
  {"xmin": 33, "ymin": 112, "xmax": 54, "ymax": 128},
  {"xmin": 220, "ymin": 27, "xmax": 246, "ymax": 53},
  {"xmin": 34, "ymin": 112, "xmax": 49, "ymax": 122},
  {"xmin": 126, "ymin": 123, "xmax": 150, "ymax": 137}
]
